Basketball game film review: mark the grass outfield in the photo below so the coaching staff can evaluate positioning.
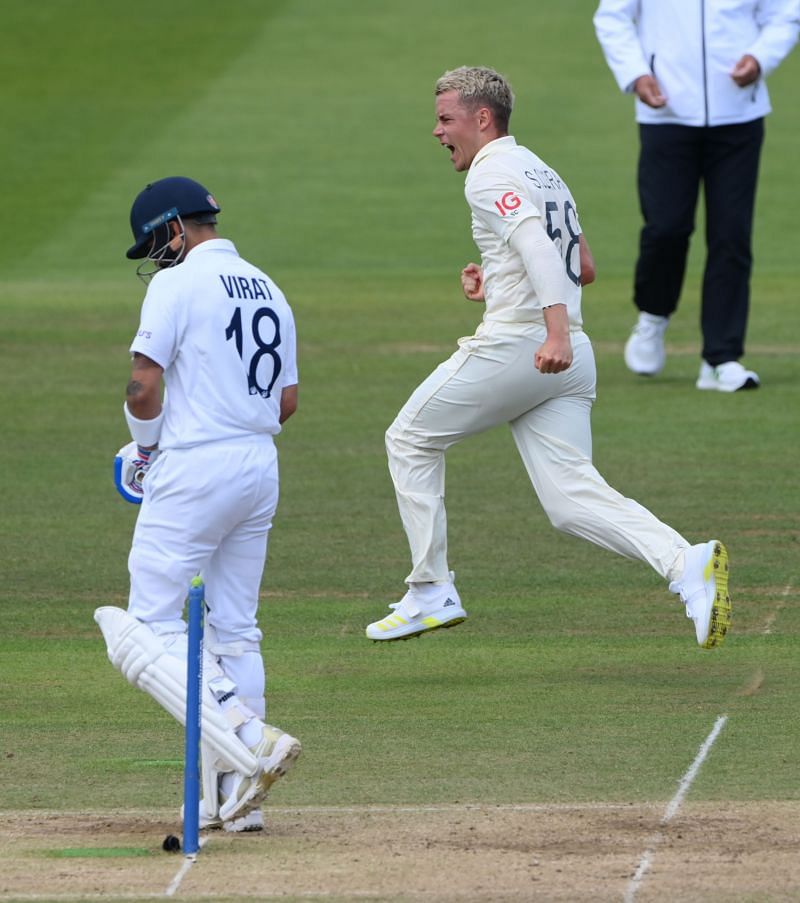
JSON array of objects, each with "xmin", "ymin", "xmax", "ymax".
[{"xmin": 1, "ymin": 1, "xmax": 798, "ymax": 899}]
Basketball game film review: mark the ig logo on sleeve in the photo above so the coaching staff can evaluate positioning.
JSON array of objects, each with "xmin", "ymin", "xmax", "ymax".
[{"xmin": 494, "ymin": 192, "xmax": 522, "ymax": 216}]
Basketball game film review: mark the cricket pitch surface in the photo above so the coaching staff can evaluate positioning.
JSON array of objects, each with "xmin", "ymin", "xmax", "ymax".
[{"xmin": 1, "ymin": 802, "xmax": 797, "ymax": 901}]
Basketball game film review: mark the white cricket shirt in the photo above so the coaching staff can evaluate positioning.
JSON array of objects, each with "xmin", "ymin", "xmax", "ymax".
[
  {"xmin": 465, "ymin": 136, "xmax": 584, "ymax": 331},
  {"xmin": 130, "ymin": 239, "xmax": 297, "ymax": 449}
]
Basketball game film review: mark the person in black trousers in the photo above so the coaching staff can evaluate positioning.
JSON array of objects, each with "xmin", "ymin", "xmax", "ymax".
[{"xmin": 594, "ymin": 0, "xmax": 800, "ymax": 391}]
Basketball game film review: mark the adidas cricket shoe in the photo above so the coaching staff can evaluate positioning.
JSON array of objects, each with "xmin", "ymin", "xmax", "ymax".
[
  {"xmin": 218, "ymin": 725, "xmax": 301, "ymax": 823},
  {"xmin": 669, "ymin": 540, "xmax": 731, "ymax": 649},
  {"xmin": 366, "ymin": 572, "xmax": 467, "ymax": 641}
]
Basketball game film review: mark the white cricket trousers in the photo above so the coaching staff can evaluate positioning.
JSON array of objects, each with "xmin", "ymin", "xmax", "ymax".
[
  {"xmin": 127, "ymin": 436, "xmax": 279, "ymax": 708},
  {"xmin": 386, "ymin": 322, "xmax": 689, "ymax": 585}
]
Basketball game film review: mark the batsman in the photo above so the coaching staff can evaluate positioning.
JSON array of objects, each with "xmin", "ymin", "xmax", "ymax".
[{"xmin": 96, "ymin": 176, "xmax": 301, "ymax": 832}]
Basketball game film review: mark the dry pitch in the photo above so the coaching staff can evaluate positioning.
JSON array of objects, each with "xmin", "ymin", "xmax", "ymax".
[{"xmin": 2, "ymin": 802, "xmax": 798, "ymax": 901}]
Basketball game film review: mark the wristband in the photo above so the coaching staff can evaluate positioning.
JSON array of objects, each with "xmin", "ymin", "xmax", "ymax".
[{"xmin": 124, "ymin": 402, "xmax": 164, "ymax": 448}]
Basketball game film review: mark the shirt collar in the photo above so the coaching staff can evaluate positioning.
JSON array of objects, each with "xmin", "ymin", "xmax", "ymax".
[
  {"xmin": 185, "ymin": 238, "xmax": 238, "ymax": 259},
  {"xmin": 469, "ymin": 135, "xmax": 517, "ymax": 172}
]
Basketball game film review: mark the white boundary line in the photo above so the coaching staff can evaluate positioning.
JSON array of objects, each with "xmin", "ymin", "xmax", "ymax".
[{"xmin": 623, "ymin": 715, "xmax": 728, "ymax": 903}]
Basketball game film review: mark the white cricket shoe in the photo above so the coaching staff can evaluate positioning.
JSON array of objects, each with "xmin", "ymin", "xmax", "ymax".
[
  {"xmin": 184, "ymin": 799, "xmax": 264, "ymax": 833},
  {"xmin": 696, "ymin": 360, "xmax": 759, "ymax": 392},
  {"xmin": 218, "ymin": 725, "xmax": 301, "ymax": 823},
  {"xmin": 224, "ymin": 808, "xmax": 264, "ymax": 833},
  {"xmin": 669, "ymin": 541, "xmax": 731, "ymax": 649},
  {"xmin": 366, "ymin": 572, "xmax": 467, "ymax": 641},
  {"xmin": 624, "ymin": 313, "xmax": 669, "ymax": 376}
]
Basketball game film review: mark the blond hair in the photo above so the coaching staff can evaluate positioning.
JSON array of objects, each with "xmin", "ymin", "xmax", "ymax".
[{"xmin": 435, "ymin": 66, "xmax": 514, "ymax": 132}]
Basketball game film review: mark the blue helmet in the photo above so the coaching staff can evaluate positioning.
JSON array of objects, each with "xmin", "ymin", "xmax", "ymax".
[{"xmin": 126, "ymin": 176, "xmax": 221, "ymax": 259}]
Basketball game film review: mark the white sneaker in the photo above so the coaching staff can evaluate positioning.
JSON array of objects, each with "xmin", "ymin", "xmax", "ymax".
[
  {"xmin": 218, "ymin": 725, "xmax": 301, "ymax": 823},
  {"xmin": 696, "ymin": 360, "xmax": 759, "ymax": 392},
  {"xmin": 624, "ymin": 313, "xmax": 669, "ymax": 375},
  {"xmin": 669, "ymin": 541, "xmax": 731, "ymax": 649},
  {"xmin": 366, "ymin": 572, "xmax": 467, "ymax": 641}
]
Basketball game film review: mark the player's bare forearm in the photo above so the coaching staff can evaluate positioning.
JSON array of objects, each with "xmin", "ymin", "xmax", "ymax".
[
  {"xmin": 126, "ymin": 353, "xmax": 163, "ymax": 423},
  {"xmin": 535, "ymin": 303, "xmax": 573, "ymax": 374},
  {"xmin": 579, "ymin": 234, "xmax": 596, "ymax": 286},
  {"xmin": 279, "ymin": 385, "xmax": 298, "ymax": 423}
]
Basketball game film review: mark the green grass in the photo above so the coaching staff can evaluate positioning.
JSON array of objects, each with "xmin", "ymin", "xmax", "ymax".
[{"xmin": 1, "ymin": 0, "xmax": 798, "ymax": 822}]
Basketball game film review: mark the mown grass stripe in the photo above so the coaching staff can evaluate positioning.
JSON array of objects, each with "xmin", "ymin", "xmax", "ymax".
[{"xmin": 47, "ymin": 847, "xmax": 151, "ymax": 858}]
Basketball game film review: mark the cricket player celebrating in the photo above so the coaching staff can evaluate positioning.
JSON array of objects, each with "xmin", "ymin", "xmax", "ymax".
[
  {"xmin": 366, "ymin": 67, "xmax": 732, "ymax": 649},
  {"xmin": 96, "ymin": 176, "xmax": 300, "ymax": 832}
]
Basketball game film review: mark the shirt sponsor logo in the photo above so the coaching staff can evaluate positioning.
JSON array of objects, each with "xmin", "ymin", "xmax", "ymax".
[
  {"xmin": 494, "ymin": 191, "xmax": 522, "ymax": 216},
  {"xmin": 137, "ymin": 329, "xmax": 152, "ymax": 338}
]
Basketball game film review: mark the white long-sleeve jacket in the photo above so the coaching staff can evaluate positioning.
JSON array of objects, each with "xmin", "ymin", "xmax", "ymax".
[{"xmin": 594, "ymin": 0, "xmax": 800, "ymax": 125}]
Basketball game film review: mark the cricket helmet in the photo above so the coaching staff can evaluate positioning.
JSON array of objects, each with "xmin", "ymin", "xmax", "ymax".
[{"xmin": 126, "ymin": 176, "xmax": 221, "ymax": 260}]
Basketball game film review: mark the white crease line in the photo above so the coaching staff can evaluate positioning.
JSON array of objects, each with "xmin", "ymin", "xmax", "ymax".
[
  {"xmin": 623, "ymin": 714, "xmax": 728, "ymax": 903},
  {"xmin": 0, "ymin": 802, "xmax": 643, "ymax": 820},
  {"xmin": 164, "ymin": 835, "xmax": 207, "ymax": 897},
  {"xmin": 267, "ymin": 802, "xmax": 636, "ymax": 814}
]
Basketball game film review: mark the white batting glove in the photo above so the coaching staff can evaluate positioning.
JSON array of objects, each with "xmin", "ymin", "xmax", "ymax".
[{"xmin": 114, "ymin": 441, "xmax": 160, "ymax": 504}]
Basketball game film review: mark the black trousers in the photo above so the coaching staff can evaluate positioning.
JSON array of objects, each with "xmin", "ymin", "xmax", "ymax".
[{"xmin": 634, "ymin": 119, "xmax": 764, "ymax": 366}]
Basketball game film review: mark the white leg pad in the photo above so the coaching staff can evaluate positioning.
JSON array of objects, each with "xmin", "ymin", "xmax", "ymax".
[
  {"xmin": 201, "ymin": 744, "xmax": 221, "ymax": 818},
  {"xmin": 94, "ymin": 606, "xmax": 258, "ymax": 777}
]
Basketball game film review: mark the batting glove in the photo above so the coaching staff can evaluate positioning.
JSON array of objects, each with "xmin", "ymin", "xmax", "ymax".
[{"xmin": 114, "ymin": 441, "xmax": 160, "ymax": 504}]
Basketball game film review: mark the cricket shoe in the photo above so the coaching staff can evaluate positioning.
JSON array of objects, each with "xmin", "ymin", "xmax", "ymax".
[
  {"xmin": 223, "ymin": 808, "xmax": 263, "ymax": 833},
  {"xmin": 366, "ymin": 572, "xmax": 467, "ymax": 641},
  {"xmin": 696, "ymin": 360, "xmax": 759, "ymax": 392},
  {"xmin": 624, "ymin": 312, "xmax": 669, "ymax": 376},
  {"xmin": 183, "ymin": 800, "xmax": 264, "ymax": 833},
  {"xmin": 669, "ymin": 541, "xmax": 731, "ymax": 649},
  {"xmin": 218, "ymin": 725, "xmax": 301, "ymax": 823}
]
